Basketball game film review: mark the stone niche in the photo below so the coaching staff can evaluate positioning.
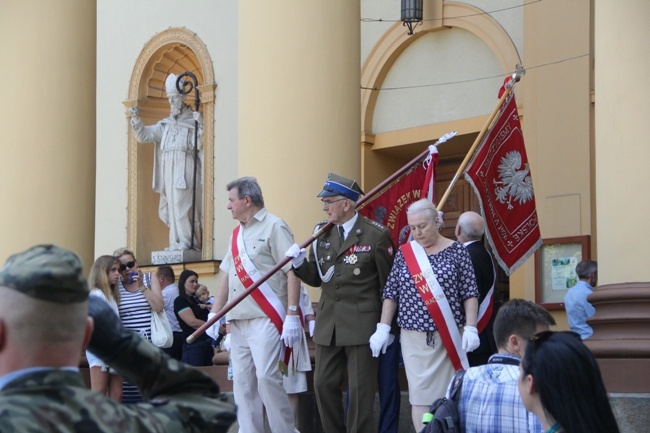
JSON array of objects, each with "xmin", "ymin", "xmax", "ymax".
[{"xmin": 123, "ymin": 27, "xmax": 217, "ymax": 265}]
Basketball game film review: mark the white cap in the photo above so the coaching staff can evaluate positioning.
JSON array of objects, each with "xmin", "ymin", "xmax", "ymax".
[{"xmin": 165, "ymin": 73, "xmax": 183, "ymax": 95}]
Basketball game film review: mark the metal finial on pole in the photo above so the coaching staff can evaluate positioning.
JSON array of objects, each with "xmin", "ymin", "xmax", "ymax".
[{"xmin": 177, "ymin": 72, "xmax": 200, "ymax": 251}]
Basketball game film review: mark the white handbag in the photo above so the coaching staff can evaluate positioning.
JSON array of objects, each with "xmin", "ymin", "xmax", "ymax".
[{"xmin": 150, "ymin": 310, "xmax": 174, "ymax": 348}]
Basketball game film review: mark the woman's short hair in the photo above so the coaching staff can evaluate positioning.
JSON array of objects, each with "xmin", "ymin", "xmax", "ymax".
[
  {"xmin": 406, "ymin": 199, "xmax": 439, "ymax": 222},
  {"xmin": 113, "ymin": 247, "xmax": 136, "ymax": 261}
]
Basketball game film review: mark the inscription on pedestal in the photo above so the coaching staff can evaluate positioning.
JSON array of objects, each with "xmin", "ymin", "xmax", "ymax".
[{"xmin": 152, "ymin": 250, "xmax": 202, "ymax": 265}]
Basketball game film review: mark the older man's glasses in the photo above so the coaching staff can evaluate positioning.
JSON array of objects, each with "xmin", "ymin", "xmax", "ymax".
[
  {"xmin": 321, "ymin": 198, "xmax": 346, "ymax": 208},
  {"xmin": 119, "ymin": 261, "xmax": 136, "ymax": 272}
]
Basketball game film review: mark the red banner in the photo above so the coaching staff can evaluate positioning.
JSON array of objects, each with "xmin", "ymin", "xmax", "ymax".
[
  {"xmin": 464, "ymin": 92, "xmax": 542, "ymax": 275},
  {"xmin": 359, "ymin": 156, "xmax": 434, "ymax": 247}
]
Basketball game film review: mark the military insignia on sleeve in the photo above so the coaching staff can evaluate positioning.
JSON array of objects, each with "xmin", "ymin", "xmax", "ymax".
[{"xmin": 387, "ymin": 246, "xmax": 394, "ymax": 256}]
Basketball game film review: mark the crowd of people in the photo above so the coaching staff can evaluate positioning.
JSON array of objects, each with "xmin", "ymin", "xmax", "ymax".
[{"xmin": 0, "ymin": 173, "xmax": 621, "ymax": 433}]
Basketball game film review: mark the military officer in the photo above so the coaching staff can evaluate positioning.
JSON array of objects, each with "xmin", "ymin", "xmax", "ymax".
[
  {"xmin": 288, "ymin": 173, "xmax": 395, "ymax": 433},
  {"xmin": 0, "ymin": 244, "xmax": 235, "ymax": 432}
]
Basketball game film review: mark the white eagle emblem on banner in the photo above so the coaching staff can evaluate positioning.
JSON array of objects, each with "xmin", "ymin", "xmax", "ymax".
[{"xmin": 493, "ymin": 151, "xmax": 534, "ymax": 209}]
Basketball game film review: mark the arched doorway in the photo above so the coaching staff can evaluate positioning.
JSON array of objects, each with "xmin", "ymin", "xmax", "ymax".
[{"xmin": 360, "ymin": 3, "xmax": 521, "ymax": 304}]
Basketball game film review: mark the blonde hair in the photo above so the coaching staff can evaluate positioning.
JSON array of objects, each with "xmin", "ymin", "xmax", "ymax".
[
  {"xmin": 113, "ymin": 247, "xmax": 136, "ymax": 261},
  {"xmin": 88, "ymin": 255, "xmax": 120, "ymax": 303}
]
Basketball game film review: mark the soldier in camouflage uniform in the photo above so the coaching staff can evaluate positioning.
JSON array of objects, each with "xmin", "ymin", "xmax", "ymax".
[{"xmin": 0, "ymin": 244, "xmax": 236, "ymax": 432}]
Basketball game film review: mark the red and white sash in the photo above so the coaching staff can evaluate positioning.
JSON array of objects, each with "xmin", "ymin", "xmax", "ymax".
[
  {"xmin": 476, "ymin": 264, "xmax": 496, "ymax": 333},
  {"xmin": 231, "ymin": 225, "xmax": 286, "ymax": 334},
  {"xmin": 401, "ymin": 241, "xmax": 469, "ymax": 371}
]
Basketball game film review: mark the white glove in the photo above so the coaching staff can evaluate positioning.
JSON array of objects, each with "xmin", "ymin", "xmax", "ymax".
[
  {"xmin": 205, "ymin": 313, "xmax": 221, "ymax": 340},
  {"xmin": 462, "ymin": 325, "xmax": 480, "ymax": 352},
  {"xmin": 308, "ymin": 320, "xmax": 316, "ymax": 338},
  {"xmin": 369, "ymin": 323, "xmax": 391, "ymax": 357},
  {"xmin": 281, "ymin": 315, "xmax": 302, "ymax": 347},
  {"xmin": 222, "ymin": 333, "xmax": 231, "ymax": 352},
  {"xmin": 285, "ymin": 243, "xmax": 307, "ymax": 268}
]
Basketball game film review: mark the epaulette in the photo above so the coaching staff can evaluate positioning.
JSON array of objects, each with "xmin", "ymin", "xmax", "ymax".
[
  {"xmin": 314, "ymin": 220, "xmax": 328, "ymax": 230},
  {"xmin": 313, "ymin": 221, "xmax": 333, "ymax": 238},
  {"xmin": 365, "ymin": 218, "xmax": 389, "ymax": 232}
]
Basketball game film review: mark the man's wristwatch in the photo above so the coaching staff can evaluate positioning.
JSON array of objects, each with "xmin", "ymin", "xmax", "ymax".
[{"xmin": 288, "ymin": 305, "xmax": 298, "ymax": 312}]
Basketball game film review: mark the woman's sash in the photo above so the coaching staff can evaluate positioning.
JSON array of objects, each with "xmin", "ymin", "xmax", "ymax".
[{"xmin": 401, "ymin": 240, "xmax": 469, "ymax": 370}]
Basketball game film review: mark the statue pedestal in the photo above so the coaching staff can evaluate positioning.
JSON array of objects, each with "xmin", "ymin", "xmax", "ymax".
[{"xmin": 151, "ymin": 249, "xmax": 202, "ymax": 265}]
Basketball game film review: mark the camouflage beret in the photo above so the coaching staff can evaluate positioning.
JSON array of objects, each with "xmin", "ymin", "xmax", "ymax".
[{"xmin": 0, "ymin": 244, "xmax": 89, "ymax": 303}]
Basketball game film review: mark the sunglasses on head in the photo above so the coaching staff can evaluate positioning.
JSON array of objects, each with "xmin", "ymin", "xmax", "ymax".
[{"xmin": 119, "ymin": 261, "xmax": 136, "ymax": 272}]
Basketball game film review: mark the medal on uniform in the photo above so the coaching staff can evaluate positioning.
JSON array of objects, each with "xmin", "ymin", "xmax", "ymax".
[
  {"xmin": 343, "ymin": 245, "xmax": 358, "ymax": 265},
  {"xmin": 353, "ymin": 268, "xmax": 361, "ymax": 276},
  {"xmin": 343, "ymin": 253, "xmax": 358, "ymax": 265}
]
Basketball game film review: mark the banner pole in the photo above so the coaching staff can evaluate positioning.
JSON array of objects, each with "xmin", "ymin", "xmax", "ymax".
[
  {"xmin": 436, "ymin": 78, "xmax": 518, "ymax": 210},
  {"xmin": 187, "ymin": 132, "xmax": 457, "ymax": 343}
]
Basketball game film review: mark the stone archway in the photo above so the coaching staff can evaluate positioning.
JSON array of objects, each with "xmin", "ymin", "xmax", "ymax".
[
  {"xmin": 124, "ymin": 28, "xmax": 216, "ymax": 262},
  {"xmin": 360, "ymin": 2, "xmax": 522, "ymax": 304},
  {"xmin": 361, "ymin": 1, "xmax": 521, "ymax": 135}
]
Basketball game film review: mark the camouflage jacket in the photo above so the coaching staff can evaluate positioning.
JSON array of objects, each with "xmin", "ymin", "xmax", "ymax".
[{"xmin": 0, "ymin": 369, "xmax": 235, "ymax": 432}]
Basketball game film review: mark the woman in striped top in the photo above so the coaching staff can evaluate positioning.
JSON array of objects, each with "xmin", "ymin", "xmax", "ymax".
[{"xmin": 114, "ymin": 247, "xmax": 163, "ymax": 403}]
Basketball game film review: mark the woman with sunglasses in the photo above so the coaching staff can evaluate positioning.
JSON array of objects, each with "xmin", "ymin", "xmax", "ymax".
[
  {"xmin": 173, "ymin": 269, "xmax": 213, "ymax": 366},
  {"xmin": 85, "ymin": 255, "xmax": 123, "ymax": 402},
  {"xmin": 518, "ymin": 331, "xmax": 620, "ymax": 433},
  {"xmin": 114, "ymin": 247, "xmax": 163, "ymax": 403}
]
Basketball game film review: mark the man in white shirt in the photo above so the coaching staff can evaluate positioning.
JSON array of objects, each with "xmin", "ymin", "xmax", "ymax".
[{"xmin": 208, "ymin": 177, "xmax": 301, "ymax": 433}]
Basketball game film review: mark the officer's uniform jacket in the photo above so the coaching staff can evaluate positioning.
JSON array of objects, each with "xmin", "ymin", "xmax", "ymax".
[{"xmin": 294, "ymin": 215, "xmax": 394, "ymax": 346}]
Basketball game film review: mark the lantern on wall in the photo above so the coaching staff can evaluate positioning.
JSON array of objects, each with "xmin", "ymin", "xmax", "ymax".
[{"xmin": 401, "ymin": 0, "xmax": 423, "ymax": 35}]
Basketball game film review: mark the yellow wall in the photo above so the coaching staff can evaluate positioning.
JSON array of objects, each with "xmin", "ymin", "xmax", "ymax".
[
  {"xmin": 595, "ymin": 1, "xmax": 650, "ymax": 285},
  {"xmin": 0, "ymin": 1, "xmax": 96, "ymax": 269},
  {"xmin": 238, "ymin": 1, "xmax": 361, "ymax": 243},
  {"xmin": 513, "ymin": 0, "xmax": 593, "ymax": 324},
  {"xmin": 359, "ymin": 0, "xmax": 594, "ymax": 319}
]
